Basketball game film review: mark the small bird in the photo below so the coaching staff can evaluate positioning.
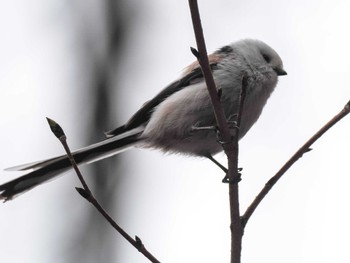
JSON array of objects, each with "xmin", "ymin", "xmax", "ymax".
[{"xmin": 0, "ymin": 39, "xmax": 287, "ymax": 200}]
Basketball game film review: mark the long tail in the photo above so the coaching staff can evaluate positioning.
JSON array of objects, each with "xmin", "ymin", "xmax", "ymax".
[{"xmin": 0, "ymin": 128, "xmax": 143, "ymax": 201}]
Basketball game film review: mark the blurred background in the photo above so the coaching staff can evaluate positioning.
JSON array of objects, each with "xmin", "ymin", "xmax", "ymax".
[{"xmin": 1, "ymin": 0, "xmax": 350, "ymax": 262}]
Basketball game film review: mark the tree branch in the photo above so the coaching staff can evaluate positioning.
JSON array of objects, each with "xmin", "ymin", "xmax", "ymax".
[
  {"xmin": 46, "ymin": 118, "xmax": 161, "ymax": 263},
  {"xmin": 188, "ymin": 1, "xmax": 244, "ymax": 262},
  {"xmin": 241, "ymin": 100, "xmax": 350, "ymax": 227}
]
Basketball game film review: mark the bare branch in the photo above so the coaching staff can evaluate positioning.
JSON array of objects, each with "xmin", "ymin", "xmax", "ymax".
[
  {"xmin": 46, "ymin": 118, "xmax": 161, "ymax": 263},
  {"xmin": 241, "ymin": 100, "xmax": 350, "ymax": 227},
  {"xmin": 188, "ymin": 1, "xmax": 244, "ymax": 262}
]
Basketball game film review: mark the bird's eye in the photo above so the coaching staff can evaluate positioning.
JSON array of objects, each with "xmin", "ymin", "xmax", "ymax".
[{"xmin": 262, "ymin": 53, "xmax": 271, "ymax": 63}]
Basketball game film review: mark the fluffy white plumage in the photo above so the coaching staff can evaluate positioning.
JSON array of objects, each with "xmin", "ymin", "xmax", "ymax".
[{"xmin": 0, "ymin": 39, "xmax": 286, "ymax": 200}]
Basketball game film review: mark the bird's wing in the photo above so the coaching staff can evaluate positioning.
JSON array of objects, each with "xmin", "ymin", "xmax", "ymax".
[{"xmin": 105, "ymin": 53, "xmax": 223, "ymax": 137}]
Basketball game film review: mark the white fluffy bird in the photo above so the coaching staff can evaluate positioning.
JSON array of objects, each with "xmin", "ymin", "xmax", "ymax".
[{"xmin": 0, "ymin": 39, "xmax": 286, "ymax": 200}]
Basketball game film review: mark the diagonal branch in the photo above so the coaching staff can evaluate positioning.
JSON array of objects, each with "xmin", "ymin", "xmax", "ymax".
[
  {"xmin": 46, "ymin": 118, "xmax": 161, "ymax": 263},
  {"xmin": 241, "ymin": 100, "xmax": 350, "ymax": 227}
]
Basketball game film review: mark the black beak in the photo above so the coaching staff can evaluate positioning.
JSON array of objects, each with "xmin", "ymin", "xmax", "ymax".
[{"xmin": 274, "ymin": 67, "xmax": 287, "ymax": 76}]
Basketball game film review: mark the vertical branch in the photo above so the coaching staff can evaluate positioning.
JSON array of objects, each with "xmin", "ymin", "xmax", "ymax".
[{"xmin": 188, "ymin": 1, "xmax": 243, "ymax": 262}]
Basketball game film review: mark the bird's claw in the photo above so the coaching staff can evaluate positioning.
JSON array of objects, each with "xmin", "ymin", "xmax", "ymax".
[{"xmin": 222, "ymin": 170, "xmax": 242, "ymax": 184}]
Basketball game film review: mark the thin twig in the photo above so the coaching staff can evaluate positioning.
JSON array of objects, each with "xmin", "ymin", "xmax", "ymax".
[
  {"xmin": 187, "ymin": 2, "xmax": 232, "ymax": 144},
  {"xmin": 188, "ymin": 1, "xmax": 243, "ymax": 262},
  {"xmin": 241, "ymin": 100, "xmax": 350, "ymax": 227},
  {"xmin": 46, "ymin": 118, "xmax": 161, "ymax": 263}
]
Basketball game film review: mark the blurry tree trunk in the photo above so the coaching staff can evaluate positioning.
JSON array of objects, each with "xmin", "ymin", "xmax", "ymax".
[{"xmin": 66, "ymin": 1, "xmax": 131, "ymax": 262}]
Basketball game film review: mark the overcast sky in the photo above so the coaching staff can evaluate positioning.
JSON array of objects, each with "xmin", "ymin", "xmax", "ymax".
[{"xmin": 1, "ymin": 1, "xmax": 350, "ymax": 262}]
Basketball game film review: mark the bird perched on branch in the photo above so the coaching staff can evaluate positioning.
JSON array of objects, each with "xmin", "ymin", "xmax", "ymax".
[{"xmin": 0, "ymin": 39, "xmax": 286, "ymax": 201}]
